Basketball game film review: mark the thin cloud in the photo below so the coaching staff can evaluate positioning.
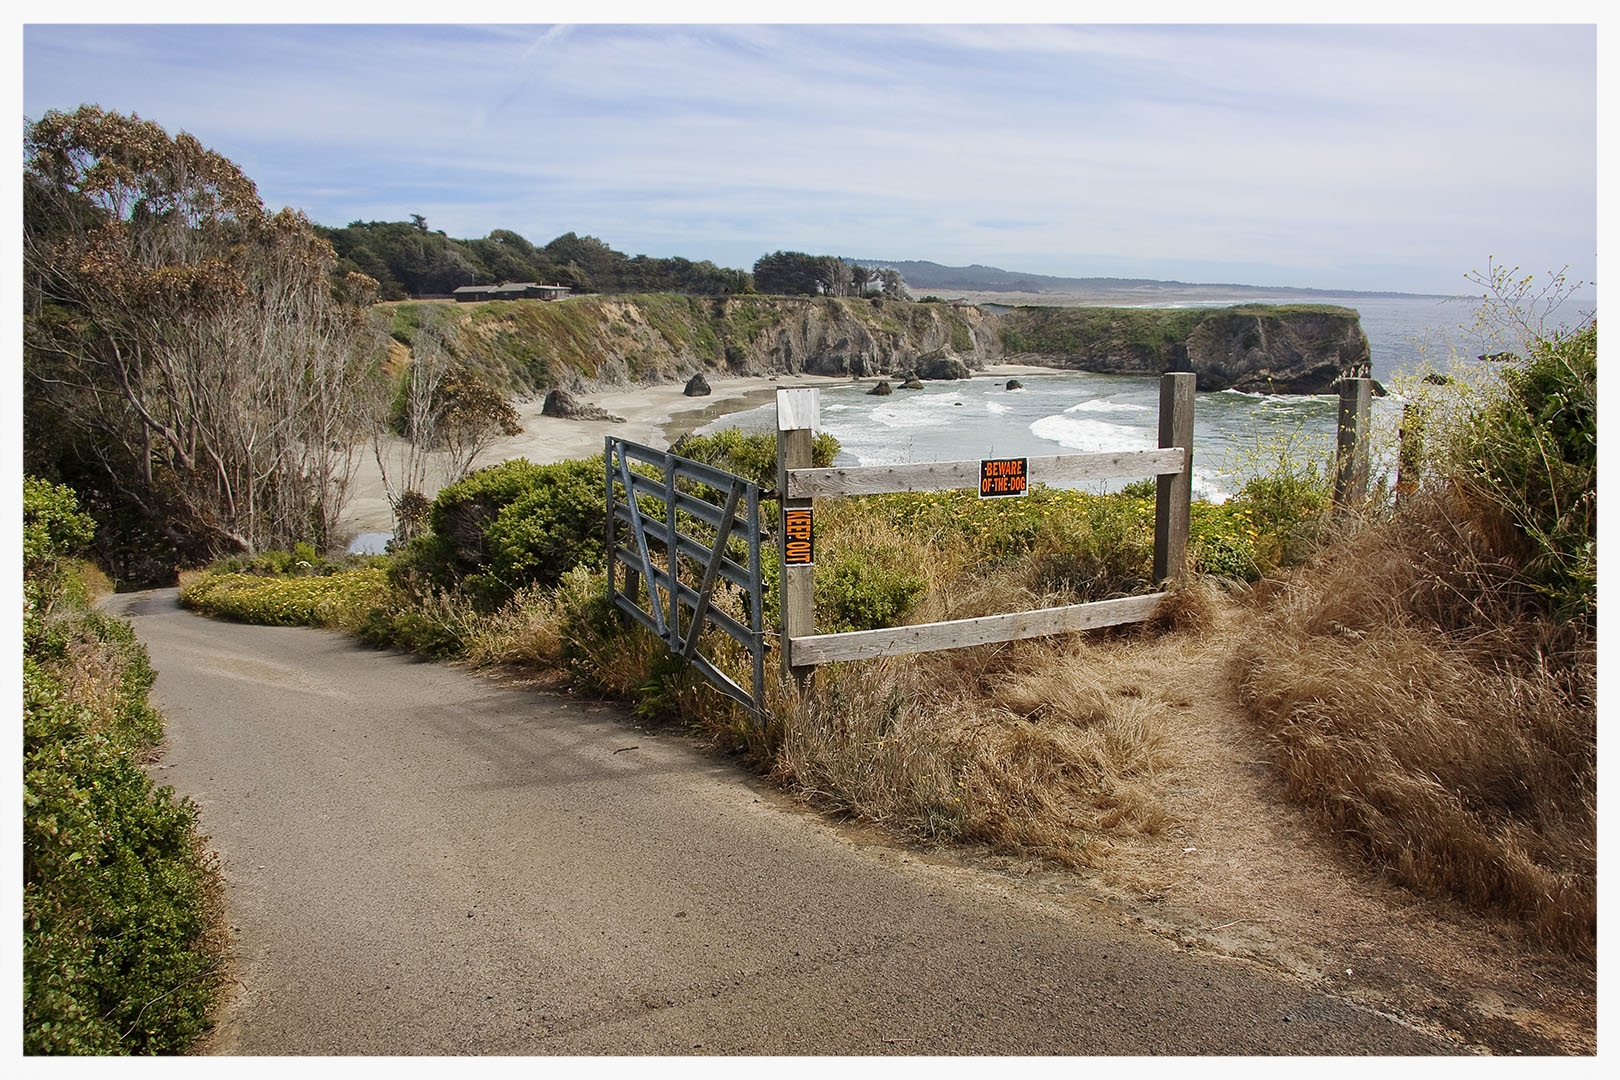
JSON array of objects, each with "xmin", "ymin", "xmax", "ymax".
[{"xmin": 21, "ymin": 22, "xmax": 1597, "ymax": 294}]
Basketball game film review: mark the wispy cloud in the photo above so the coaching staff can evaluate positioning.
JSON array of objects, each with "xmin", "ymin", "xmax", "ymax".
[{"xmin": 22, "ymin": 22, "xmax": 1597, "ymax": 293}]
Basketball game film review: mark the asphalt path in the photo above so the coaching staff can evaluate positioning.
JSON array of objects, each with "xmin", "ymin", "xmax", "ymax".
[{"xmin": 112, "ymin": 589, "xmax": 1448, "ymax": 1056}]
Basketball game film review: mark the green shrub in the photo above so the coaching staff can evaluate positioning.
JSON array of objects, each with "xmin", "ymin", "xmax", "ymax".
[
  {"xmin": 395, "ymin": 457, "xmax": 606, "ymax": 609},
  {"xmin": 1452, "ymin": 323, "xmax": 1596, "ymax": 621},
  {"xmin": 816, "ymin": 553, "xmax": 926, "ymax": 634},
  {"xmin": 24, "ymin": 687, "xmax": 220, "ymax": 1053},
  {"xmin": 1189, "ymin": 501, "xmax": 1261, "ymax": 580},
  {"xmin": 24, "ymin": 480, "xmax": 223, "ymax": 1054},
  {"xmin": 1026, "ymin": 488, "xmax": 1156, "ymax": 598},
  {"xmin": 24, "ymin": 476, "xmax": 96, "ymax": 577},
  {"xmin": 180, "ymin": 567, "xmax": 392, "ymax": 628},
  {"xmin": 354, "ymin": 597, "xmax": 475, "ymax": 657},
  {"xmin": 211, "ymin": 541, "xmax": 350, "ymax": 579},
  {"xmin": 1231, "ymin": 464, "xmax": 1332, "ymax": 570},
  {"xmin": 474, "ymin": 462, "xmax": 609, "ymax": 607}
]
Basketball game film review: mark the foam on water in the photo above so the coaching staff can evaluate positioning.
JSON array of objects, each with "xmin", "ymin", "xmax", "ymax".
[
  {"xmin": 1029, "ymin": 413, "xmax": 1156, "ymax": 453},
  {"xmin": 870, "ymin": 393, "xmax": 972, "ymax": 430},
  {"xmin": 693, "ymin": 370, "xmax": 1351, "ymax": 494},
  {"xmin": 1191, "ymin": 466, "xmax": 1232, "ymax": 504},
  {"xmin": 1065, "ymin": 398, "xmax": 1153, "ymax": 415}
]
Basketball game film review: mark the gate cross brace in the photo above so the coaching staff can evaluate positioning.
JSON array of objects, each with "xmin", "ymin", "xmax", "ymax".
[
  {"xmin": 616, "ymin": 452, "xmax": 669, "ymax": 638},
  {"xmin": 680, "ymin": 479, "xmax": 744, "ymax": 659}
]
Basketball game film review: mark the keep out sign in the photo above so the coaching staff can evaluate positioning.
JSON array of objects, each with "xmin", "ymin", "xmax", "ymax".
[
  {"xmin": 979, "ymin": 457, "xmax": 1029, "ymax": 498},
  {"xmin": 783, "ymin": 507, "xmax": 814, "ymax": 565}
]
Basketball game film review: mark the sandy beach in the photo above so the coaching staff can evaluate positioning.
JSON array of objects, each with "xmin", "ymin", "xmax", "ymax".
[{"xmin": 338, "ymin": 363, "xmax": 1060, "ymax": 543}]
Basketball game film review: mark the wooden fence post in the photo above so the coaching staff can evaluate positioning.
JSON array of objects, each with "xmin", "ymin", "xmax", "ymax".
[
  {"xmin": 776, "ymin": 388, "xmax": 819, "ymax": 685},
  {"xmin": 1396, "ymin": 401, "xmax": 1422, "ymax": 503},
  {"xmin": 1335, "ymin": 377, "xmax": 1373, "ymax": 507},
  {"xmin": 1153, "ymin": 372, "xmax": 1196, "ymax": 586}
]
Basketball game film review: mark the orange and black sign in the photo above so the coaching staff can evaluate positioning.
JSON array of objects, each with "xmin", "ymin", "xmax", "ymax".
[
  {"xmin": 979, "ymin": 458, "xmax": 1029, "ymax": 498},
  {"xmin": 783, "ymin": 507, "xmax": 814, "ymax": 565}
]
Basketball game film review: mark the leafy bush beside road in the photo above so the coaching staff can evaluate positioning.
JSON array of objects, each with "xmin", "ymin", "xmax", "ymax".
[{"xmin": 23, "ymin": 478, "xmax": 225, "ymax": 1054}]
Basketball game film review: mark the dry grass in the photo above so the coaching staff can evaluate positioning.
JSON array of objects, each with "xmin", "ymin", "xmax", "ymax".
[
  {"xmin": 1232, "ymin": 491, "xmax": 1595, "ymax": 959},
  {"xmin": 461, "ymin": 583, "xmax": 572, "ymax": 669},
  {"xmin": 770, "ymin": 620, "xmax": 1192, "ymax": 868}
]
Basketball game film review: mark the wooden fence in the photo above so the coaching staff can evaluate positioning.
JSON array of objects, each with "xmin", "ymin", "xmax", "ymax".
[
  {"xmin": 602, "ymin": 372, "xmax": 1382, "ymax": 708},
  {"xmin": 774, "ymin": 372, "xmax": 1196, "ymax": 679}
]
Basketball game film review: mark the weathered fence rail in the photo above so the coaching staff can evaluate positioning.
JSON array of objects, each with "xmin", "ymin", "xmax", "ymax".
[
  {"xmin": 775, "ymin": 372, "xmax": 1196, "ymax": 679},
  {"xmin": 785, "ymin": 449, "xmax": 1187, "ymax": 499}
]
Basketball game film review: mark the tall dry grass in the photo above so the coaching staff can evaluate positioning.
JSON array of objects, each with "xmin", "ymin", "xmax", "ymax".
[
  {"xmin": 1233, "ymin": 491, "xmax": 1595, "ymax": 958},
  {"xmin": 770, "ymin": 630, "xmax": 1183, "ymax": 867}
]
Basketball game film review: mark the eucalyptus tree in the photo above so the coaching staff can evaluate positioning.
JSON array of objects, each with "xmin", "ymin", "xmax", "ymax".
[
  {"xmin": 23, "ymin": 105, "xmax": 385, "ymax": 558},
  {"xmin": 851, "ymin": 264, "xmax": 872, "ymax": 297},
  {"xmin": 370, "ymin": 323, "xmax": 522, "ymax": 545}
]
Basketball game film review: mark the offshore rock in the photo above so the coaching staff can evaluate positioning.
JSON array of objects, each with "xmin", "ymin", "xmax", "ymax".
[
  {"xmin": 914, "ymin": 348, "xmax": 973, "ymax": 380},
  {"xmin": 1006, "ymin": 379, "xmax": 1024, "ymax": 390},
  {"xmin": 867, "ymin": 380, "xmax": 894, "ymax": 396},
  {"xmin": 901, "ymin": 376, "xmax": 926, "ymax": 390}
]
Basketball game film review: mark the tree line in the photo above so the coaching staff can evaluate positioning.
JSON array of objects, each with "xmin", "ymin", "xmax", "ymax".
[
  {"xmin": 752, "ymin": 250, "xmax": 910, "ymax": 299},
  {"xmin": 322, "ymin": 223, "xmax": 910, "ymax": 303},
  {"xmin": 321, "ymin": 220, "xmax": 754, "ymax": 300}
]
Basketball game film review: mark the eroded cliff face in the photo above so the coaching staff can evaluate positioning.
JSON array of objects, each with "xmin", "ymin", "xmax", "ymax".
[
  {"xmin": 1183, "ymin": 308, "xmax": 1370, "ymax": 393},
  {"xmin": 996, "ymin": 303, "xmax": 1369, "ymax": 393},
  {"xmin": 390, "ymin": 296, "xmax": 1362, "ymax": 397},
  {"xmin": 418, "ymin": 295, "xmax": 1001, "ymax": 393},
  {"xmin": 713, "ymin": 296, "xmax": 1001, "ymax": 378}
]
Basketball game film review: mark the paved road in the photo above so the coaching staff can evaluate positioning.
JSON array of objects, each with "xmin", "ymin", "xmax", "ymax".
[{"xmin": 112, "ymin": 589, "xmax": 1447, "ymax": 1056}]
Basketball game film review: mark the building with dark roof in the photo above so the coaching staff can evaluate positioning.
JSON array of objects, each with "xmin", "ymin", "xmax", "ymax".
[{"xmin": 453, "ymin": 282, "xmax": 571, "ymax": 303}]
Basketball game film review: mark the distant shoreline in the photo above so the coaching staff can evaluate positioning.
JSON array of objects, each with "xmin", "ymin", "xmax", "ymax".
[{"xmin": 919, "ymin": 287, "xmax": 1465, "ymax": 309}]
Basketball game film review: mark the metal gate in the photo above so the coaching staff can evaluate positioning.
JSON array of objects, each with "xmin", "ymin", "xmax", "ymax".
[{"xmin": 604, "ymin": 437, "xmax": 767, "ymax": 715}]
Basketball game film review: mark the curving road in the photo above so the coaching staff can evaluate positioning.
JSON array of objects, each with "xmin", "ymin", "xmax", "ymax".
[{"xmin": 111, "ymin": 589, "xmax": 1447, "ymax": 1056}]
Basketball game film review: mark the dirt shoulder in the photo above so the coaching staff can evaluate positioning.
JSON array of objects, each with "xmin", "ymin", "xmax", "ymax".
[{"xmin": 868, "ymin": 606, "xmax": 1595, "ymax": 1055}]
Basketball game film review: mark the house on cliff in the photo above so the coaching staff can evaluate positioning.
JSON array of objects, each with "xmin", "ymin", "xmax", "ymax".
[{"xmin": 453, "ymin": 282, "xmax": 571, "ymax": 303}]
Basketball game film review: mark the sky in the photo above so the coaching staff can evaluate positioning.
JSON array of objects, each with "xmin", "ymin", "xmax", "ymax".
[{"xmin": 16, "ymin": 9, "xmax": 1603, "ymax": 296}]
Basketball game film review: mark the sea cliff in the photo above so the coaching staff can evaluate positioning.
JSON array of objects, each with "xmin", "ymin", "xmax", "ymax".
[{"xmin": 381, "ymin": 295, "xmax": 1366, "ymax": 397}]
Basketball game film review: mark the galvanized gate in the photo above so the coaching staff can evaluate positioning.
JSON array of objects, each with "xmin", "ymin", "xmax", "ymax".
[{"xmin": 604, "ymin": 437, "xmax": 767, "ymax": 715}]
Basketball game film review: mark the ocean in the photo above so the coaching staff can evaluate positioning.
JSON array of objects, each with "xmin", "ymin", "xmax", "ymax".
[{"xmin": 694, "ymin": 293, "xmax": 1594, "ymax": 502}]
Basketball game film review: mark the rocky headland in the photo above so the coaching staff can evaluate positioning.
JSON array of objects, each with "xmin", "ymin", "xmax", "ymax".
[{"xmin": 996, "ymin": 303, "xmax": 1370, "ymax": 393}]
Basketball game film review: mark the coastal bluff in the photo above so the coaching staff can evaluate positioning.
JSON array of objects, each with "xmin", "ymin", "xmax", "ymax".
[
  {"xmin": 380, "ymin": 295, "xmax": 1367, "ymax": 397},
  {"xmin": 997, "ymin": 303, "xmax": 1370, "ymax": 393}
]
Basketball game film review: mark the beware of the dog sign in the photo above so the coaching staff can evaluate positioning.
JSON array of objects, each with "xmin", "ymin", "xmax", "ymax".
[
  {"xmin": 979, "ymin": 458, "xmax": 1029, "ymax": 498},
  {"xmin": 783, "ymin": 507, "xmax": 814, "ymax": 565}
]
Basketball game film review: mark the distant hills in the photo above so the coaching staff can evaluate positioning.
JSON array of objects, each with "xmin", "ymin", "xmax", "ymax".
[{"xmin": 851, "ymin": 259, "xmax": 1454, "ymax": 303}]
